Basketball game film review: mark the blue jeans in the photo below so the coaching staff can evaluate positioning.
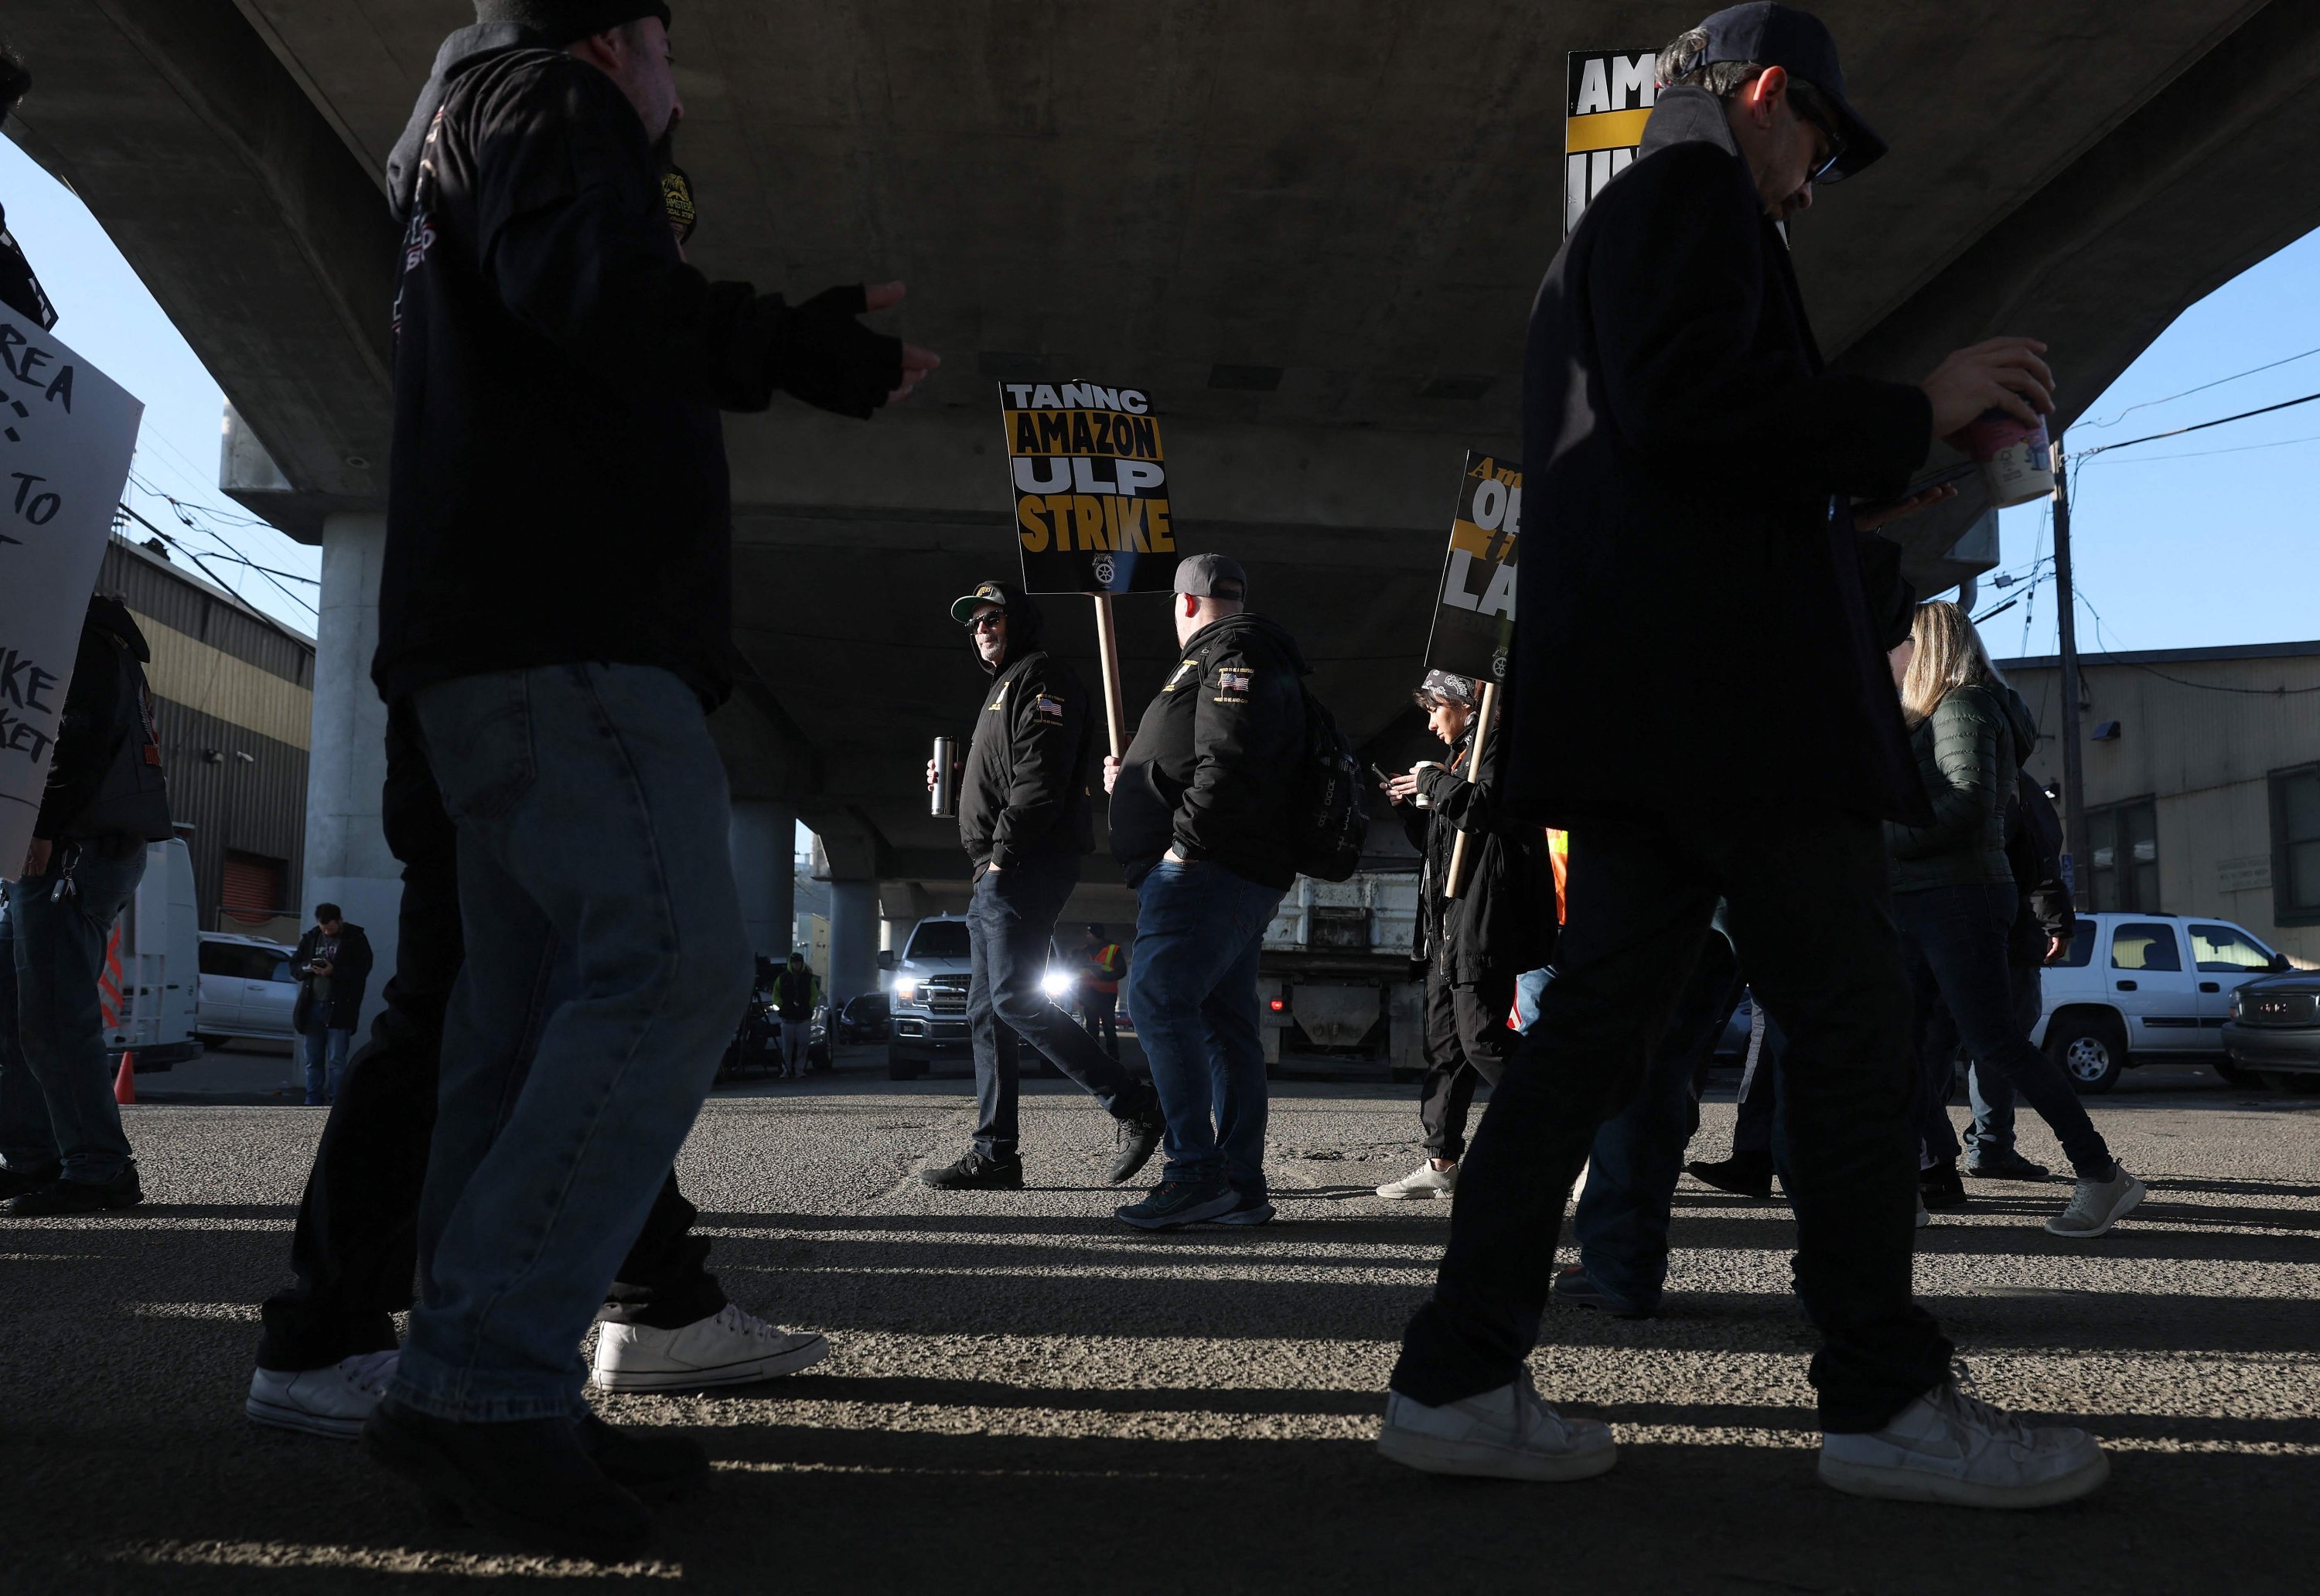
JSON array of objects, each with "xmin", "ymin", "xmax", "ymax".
[
  {"xmin": 299, "ymin": 1023, "xmax": 353, "ymax": 1104},
  {"xmin": 1126, "ymin": 858, "xmax": 1284, "ymax": 1191},
  {"xmin": 387, "ymin": 664, "xmax": 752, "ymax": 1424},
  {"xmin": 1513, "ymin": 967, "xmax": 1554, "ymax": 1032},
  {"xmin": 1895, "ymin": 883, "xmax": 2113, "ymax": 1182},
  {"xmin": 0, "ymin": 846, "xmax": 145, "ymax": 1184}
]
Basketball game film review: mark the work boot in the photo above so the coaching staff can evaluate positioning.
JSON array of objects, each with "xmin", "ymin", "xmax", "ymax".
[
  {"xmin": 1377, "ymin": 1368, "xmax": 1617, "ymax": 1482},
  {"xmin": 592, "ymin": 1303, "xmax": 828, "ymax": 1392},
  {"xmin": 1819, "ymin": 1365, "xmax": 2109, "ymax": 1508},
  {"xmin": 1919, "ymin": 1161, "xmax": 1969, "ymax": 1211},
  {"xmin": 577, "ymin": 1413, "xmax": 711, "ymax": 1503},
  {"xmin": 0, "ymin": 1161, "xmax": 60, "ymax": 1201},
  {"xmin": 1684, "ymin": 1154, "xmax": 1773, "ymax": 1201},
  {"xmin": 1964, "ymin": 1148, "xmax": 2050, "ymax": 1182},
  {"xmin": 363, "ymin": 1400, "xmax": 651, "ymax": 1563},
  {"xmin": 4, "ymin": 1162, "xmax": 142, "ymax": 1216},
  {"xmin": 919, "ymin": 1149, "xmax": 1025, "ymax": 1191},
  {"xmin": 1107, "ymin": 1109, "xmax": 1165, "ymax": 1185}
]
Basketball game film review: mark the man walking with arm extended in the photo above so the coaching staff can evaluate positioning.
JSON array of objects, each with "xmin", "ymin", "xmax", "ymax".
[
  {"xmin": 1378, "ymin": 5, "xmax": 2108, "ymax": 1509},
  {"xmin": 362, "ymin": 1, "xmax": 932, "ymax": 1560},
  {"xmin": 1103, "ymin": 555, "xmax": 1306, "ymax": 1230},
  {"xmin": 920, "ymin": 581, "xmax": 1163, "ymax": 1191}
]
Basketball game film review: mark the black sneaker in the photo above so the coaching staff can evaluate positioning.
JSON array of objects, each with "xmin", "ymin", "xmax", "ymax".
[
  {"xmin": 1207, "ymin": 1187, "xmax": 1275, "ymax": 1227},
  {"xmin": 1919, "ymin": 1161, "xmax": 1969, "ymax": 1211},
  {"xmin": 1963, "ymin": 1149, "xmax": 2051, "ymax": 1182},
  {"xmin": 919, "ymin": 1149, "xmax": 1025, "ymax": 1191},
  {"xmin": 1116, "ymin": 1178, "xmax": 1237, "ymax": 1230},
  {"xmin": 0, "ymin": 1161, "xmax": 61, "ymax": 1201},
  {"xmin": 4, "ymin": 1163, "xmax": 142, "ymax": 1216},
  {"xmin": 1551, "ymin": 1264, "xmax": 1655, "ymax": 1320},
  {"xmin": 363, "ymin": 1399, "xmax": 650, "ymax": 1563},
  {"xmin": 577, "ymin": 1413, "xmax": 711, "ymax": 1502},
  {"xmin": 1107, "ymin": 1112, "xmax": 1165, "ymax": 1185},
  {"xmin": 1685, "ymin": 1154, "xmax": 1774, "ymax": 1201}
]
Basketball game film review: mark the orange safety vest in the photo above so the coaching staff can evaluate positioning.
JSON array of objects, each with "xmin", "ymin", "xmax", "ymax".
[
  {"xmin": 1085, "ymin": 942, "xmax": 1124, "ymax": 994},
  {"xmin": 1545, "ymin": 828, "xmax": 1569, "ymax": 925}
]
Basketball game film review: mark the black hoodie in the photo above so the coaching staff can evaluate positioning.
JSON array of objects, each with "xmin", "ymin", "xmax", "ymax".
[
  {"xmin": 1110, "ymin": 612, "xmax": 1308, "ymax": 891},
  {"xmin": 37, "ymin": 596, "xmax": 172, "ymax": 846},
  {"xmin": 955, "ymin": 585, "xmax": 1096, "ymax": 873},
  {"xmin": 373, "ymin": 26, "xmax": 899, "ymax": 710}
]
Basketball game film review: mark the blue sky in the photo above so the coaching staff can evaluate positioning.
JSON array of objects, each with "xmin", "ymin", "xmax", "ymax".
[{"xmin": 6, "ymin": 132, "xmax": 2318, "ymax": 657}]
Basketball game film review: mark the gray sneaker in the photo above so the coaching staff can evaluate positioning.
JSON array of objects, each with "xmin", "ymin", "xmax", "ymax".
[
  {"xmin": 1377, "ymin": 1369, "xmax": 1617, "ymax": 1482},
  {"xmin": 2044, "ymin": 1166, "xmax": 2144, "ymax": 1239},
  {"xmin": 1820, "ymin": 1365, "xmax": 2109, "ymax": 1508}
]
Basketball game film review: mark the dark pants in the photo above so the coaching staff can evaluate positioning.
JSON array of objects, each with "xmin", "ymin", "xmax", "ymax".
[
  {"xmin": 1568, "ymin": 929, "xmax": 1745, "ymax": 1311},
  {"xmin": 1392, "ymin": 804, "xmax": 1951, "ymax": 1434},
  {"xmin": 1083, "ymin": 987, "xmax": 1120, "ymax": 1059},
  {"xmin": 967, "ymin": 857, "xmax": 1147, "ymax": 1158},
  {"xmin": 256, "ymin": 702, "xmax": 725, "ymax": 1373},
  {"xmin": 1895, "ymin": 883, "xmax": 2114, "ymax": 1182},
  {"xmin": 1417, "ymin": 965, "xmax": 1517, "ymax": 1162}
]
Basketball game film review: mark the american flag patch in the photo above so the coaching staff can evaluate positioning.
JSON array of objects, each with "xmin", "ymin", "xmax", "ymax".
[
  {"xmin": 1216, "ymin": 668, "xmax": 1253, "ymax": 694},
  {"xmin": 1035, "ymin": 694, "xmax": 1065, "ymax": 718}
]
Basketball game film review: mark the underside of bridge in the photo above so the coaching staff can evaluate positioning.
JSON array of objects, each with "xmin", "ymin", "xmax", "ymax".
[{"xmin": 10, "ymin": 0, "xmax": 2318, "ymax": 980}]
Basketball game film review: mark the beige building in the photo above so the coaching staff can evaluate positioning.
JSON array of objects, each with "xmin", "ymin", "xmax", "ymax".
[{"xmin": 1998, "ymin": 641, "xmax": 2320, "ymax": 961}]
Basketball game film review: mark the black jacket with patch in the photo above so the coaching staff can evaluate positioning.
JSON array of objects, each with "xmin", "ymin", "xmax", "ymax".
[
  {"xmin": 1110, "ymin": 612, "xmax": 1308, "ymax": 892},
  {"xmin": 1397, "ymin": 719, "xmax": 1556, "ymax": 984},
  {"xmin": 36, "ymin": 597, "xmax": 172, "ymax": 847},
  {"xmin": 958, "ymin": 644, "xmax": 1097, "ymax": 875}
]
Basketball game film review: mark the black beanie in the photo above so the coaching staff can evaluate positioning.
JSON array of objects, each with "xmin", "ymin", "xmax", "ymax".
[{"xmin": 475, "ymin": 2, "xmax": 672, "ymax": 46}]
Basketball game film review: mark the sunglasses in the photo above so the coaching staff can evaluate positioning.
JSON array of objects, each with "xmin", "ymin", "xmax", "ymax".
[
  {"xmin": 965, "ymin": 612, "xmax": 1007, "ymax": 633},
  {"xmin": 1783, "ymin": 80, "xmax": 1847, "ymax": 184}
]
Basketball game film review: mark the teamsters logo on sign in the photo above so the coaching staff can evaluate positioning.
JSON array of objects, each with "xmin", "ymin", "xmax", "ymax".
[
  {"xmin": 1565, "ymin": 49, "xmax": 1656, "ymax": 233},
  {"xmin": 999, "ymin": 380, "xmax": 1178, "ymax": 595},
  {"xmin": 1423, "ymin": 452, "xmax": 1522, "ymax": 686}
]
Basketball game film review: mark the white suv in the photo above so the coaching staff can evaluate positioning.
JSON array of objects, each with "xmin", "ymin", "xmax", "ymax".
[{"xmin": 2035, "ymin": 912, "xmax": 2288, "ymax": 1091}]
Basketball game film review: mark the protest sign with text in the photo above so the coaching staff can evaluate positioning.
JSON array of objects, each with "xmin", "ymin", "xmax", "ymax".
[
  {"xmin": 1423, "ymin": 452, "xmax": 1522, "ymax": 688},
  {"xmin": 0, "ymin": 312, "xmax": 144, "ymax": 879},
  {"xmin": 999, "ymin": 380, "xmax": 1177, "ymax": 595},
  {"xmin": 1565, "ymin": 49, "xmax": 1657, "ymax": 233}
]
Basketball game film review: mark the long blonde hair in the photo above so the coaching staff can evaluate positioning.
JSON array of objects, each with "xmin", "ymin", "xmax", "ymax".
[{"xmin": 1900, "ymin": 600, "xmax": 2005, "ymax": 724}]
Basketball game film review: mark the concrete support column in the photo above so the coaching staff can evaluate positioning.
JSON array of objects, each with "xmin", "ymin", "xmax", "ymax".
[
  {"xmin": 728, "ymin": 798, "xmax": 798, "ymax": 959},
  {"xmin": 302, "ymin": 510, "xmax": 397, "ymax": 1038},
  {"xmin": 827, "ymin": 879, "xmax": 880, "ymax": 1009}
]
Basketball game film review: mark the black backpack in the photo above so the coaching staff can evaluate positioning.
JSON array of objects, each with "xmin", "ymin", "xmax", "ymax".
[{"xmin": 1287, "ymin": 684, "xmax": 1366, "ymax": 882}]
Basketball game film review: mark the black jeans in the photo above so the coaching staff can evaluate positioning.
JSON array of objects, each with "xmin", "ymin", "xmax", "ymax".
[
  {"xmin": 1895, "ymin": 882, "xmax": 2114, "ymax": 1182},
  {"xmin": 256, "ymin": 702, "xmax": 725, "ymax": 1372},
  {"xmin": 1392, "ymin": 804, "xmax": 1950, "ymax": 1434},
  {"xmin": 1083, "ymin": 987, "xmax": 1120, "ymax": 1059},
  {"xmin": 1416, "ymin": 965, "xmax": 1517, "ymax": 1161},
  {"xmin": 968, "ymin": 857, "xmax": 1149, "ymax": 1158}
]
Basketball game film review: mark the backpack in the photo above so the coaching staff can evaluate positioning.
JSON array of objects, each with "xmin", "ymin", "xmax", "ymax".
[{"xmin": 1287, "ymin": 684, "xmax": 1367, "ymax": 882}]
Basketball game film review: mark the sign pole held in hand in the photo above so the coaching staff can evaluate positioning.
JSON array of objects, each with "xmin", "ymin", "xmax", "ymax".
[
  {"xmin": 998, "ymin": 379, "xmax": 1176, "ymax": 759},
  {"xmin": 1421, "ymin": 451, "xmax": 1523, "ymax": 902},
  {"xmin": 0, "ymin": 313, "xmax": 145, "ymax": 880}
]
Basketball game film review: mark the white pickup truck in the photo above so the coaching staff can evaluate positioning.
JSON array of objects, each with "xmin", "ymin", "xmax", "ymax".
[{"xmin": 2035, "ymin": 912, "xmax": 2289, "ymax": 1091}]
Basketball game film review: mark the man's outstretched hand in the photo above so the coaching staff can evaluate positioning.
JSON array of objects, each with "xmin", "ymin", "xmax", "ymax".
[
  {"xmin": 865, "ymin": 281, "xmax": 940, "ymax": 404},
  {"xmin": 1920, "ymin": 337, "xmax": 2054, "ymax": 441}
]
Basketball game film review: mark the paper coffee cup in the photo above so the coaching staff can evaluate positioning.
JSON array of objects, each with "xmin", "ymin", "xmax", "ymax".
[
  {"xmin": 1961, "ymin": 408, "xmax": 2053, "ymax": 510},
  {"xmin": 1411, "ymin": 761, "xmax": 1444, "ymax": 808}
]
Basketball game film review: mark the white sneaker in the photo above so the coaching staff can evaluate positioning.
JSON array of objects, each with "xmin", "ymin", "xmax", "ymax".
[
  {"xmin": 1916, "ymin": 1195, "xmax": 1931, "ymax": 1229},
  {"xmin": 1376, "ymin": 1161, "xmax": 1457, "ymax": 1200},
  {"xmin": 2045, "ymin": 1166, "xmax": 2144, "ymax": 1239},
  {"xmin": 1820, "ymin": 1366, "xmax": 2109, "ymax": 1508},
  {"xmin": 1377, "ymin": 1369, "xmax": 1617, "ymax": 1482},
  {"xmin": 591, "ymin": 1302, "xmax": 830, "ymax": 1392},
  {"xmin": 245, "ymin": 1350, "xmax": 398, "ymax": 1440}
]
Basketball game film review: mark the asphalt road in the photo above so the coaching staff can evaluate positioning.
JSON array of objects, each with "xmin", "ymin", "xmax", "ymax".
[{"xmin": 3, "ymin": 1065, "xmax": 2315, "ymax": 1594}]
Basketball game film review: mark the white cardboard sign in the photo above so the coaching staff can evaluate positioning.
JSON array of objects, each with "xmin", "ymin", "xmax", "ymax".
[{"xmin": 0, "ymin": 312, "xmax": 144, "ymax": 880}]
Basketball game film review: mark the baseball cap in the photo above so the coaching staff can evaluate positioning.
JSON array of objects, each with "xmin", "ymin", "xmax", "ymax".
[
  {"xmin": 1416, "ymin": 669, "xmax": 1479, "ymax": 708},
  {"xmin": 949, "ymin": 581, "xmax": 1012, "ymax": 624},
  {"xmin": 1692, "ymin": 3, "xmax": 1886, "ymax": 181},
  {"xmin": 1172, "ymin": 554, "xmax": 1247, "ymax": 600}
]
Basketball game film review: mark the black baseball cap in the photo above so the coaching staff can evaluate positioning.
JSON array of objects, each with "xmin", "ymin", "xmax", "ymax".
[
  {"xmin": 1693, "ymin": 3, "xmax": 1886, "ymax": 182},
  {"xmin": 1172, "ymin": 554, "xmax": 1247, "ymax": 600}
]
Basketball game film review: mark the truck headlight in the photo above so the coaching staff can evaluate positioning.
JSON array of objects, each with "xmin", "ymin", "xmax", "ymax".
[
  {"xmin": 892, "ymin": 976, "xmax": 919, "ymax": 1001},
  {"xmin": 2228, "ymin": 990, "xmax": 2243, "ymax": 1019},
  {"xmin": 1041, "ymin": 970, "xmax": 1074, "ymax": 999}
]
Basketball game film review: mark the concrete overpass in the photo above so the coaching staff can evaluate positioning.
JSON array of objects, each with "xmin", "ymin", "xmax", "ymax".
[{"xmin": 10, "ymin": 1, "xmax": 2320, "ymax": 1003}]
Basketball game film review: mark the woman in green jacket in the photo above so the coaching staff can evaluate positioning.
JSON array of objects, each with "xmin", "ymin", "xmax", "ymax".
[{"xmin": 1885, "ymin": 602, "xmax": 2140, "ymax": 1238}]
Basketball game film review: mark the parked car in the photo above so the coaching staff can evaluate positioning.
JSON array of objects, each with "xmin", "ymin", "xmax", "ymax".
[
  {"xmin": 196, "ymin": 932, "xmax": 301, "ymax": 1048},
  {"xmin": 837, "ymin": 991, "xmax": 889, "ymax": 1044},
  {"xmin": 2219, "ymin": 970, "xmax": 2320, "ymax": 1093},
  {"xmin": 2034, "ymin": 912, "xmax": 2288, "ymax": 1092}
]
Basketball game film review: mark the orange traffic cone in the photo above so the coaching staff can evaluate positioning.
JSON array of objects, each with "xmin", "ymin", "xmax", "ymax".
[{"xmin": 113, "ymin": 1052, "xmax": 137, "ymax": 1106}]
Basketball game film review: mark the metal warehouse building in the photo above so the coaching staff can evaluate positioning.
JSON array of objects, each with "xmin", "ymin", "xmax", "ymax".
[
  {"xmin": 98, "ymin": 535, "xmax": 313, "ymax": 940},
  {"xmin": 2001, "ymin": 641, "xmax": 2320, "ymax": 961}
]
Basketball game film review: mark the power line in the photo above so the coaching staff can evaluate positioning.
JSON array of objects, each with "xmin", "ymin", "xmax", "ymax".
[
  {"xmin": 130, "ymin": 483, "xmax": 319, "ymax": 619},
  {"xmin": 114, "ymin": 500, "xmax": 319, "ymax": 629},
  {"xmin": 2076, "ymin": 343, "xmax": 2320, "ymax": 431},
  {"xmin": 2073, "ymin": 387, "xmax": 2320, "ymax": 460},
  {"xmin": 2079, "ymin": 429, "xmax": 2320, "ymax": 465}
]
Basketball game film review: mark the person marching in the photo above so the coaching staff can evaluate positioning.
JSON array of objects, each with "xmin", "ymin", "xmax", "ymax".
[
  {"xmin": 919, "ymin": 581, "xmax": 1165, "ymax": 1191},
  {"xmin": 766, "ymin": 951, "xmax": 821, "ymax": 1079},
  {"xmin": 1078, "ymin": 924, "xmax": 1127, "ymax": 1061},
  {"xmin": 1375, "ymin": 669, "xmax": 1555, "ymax": 1199}
]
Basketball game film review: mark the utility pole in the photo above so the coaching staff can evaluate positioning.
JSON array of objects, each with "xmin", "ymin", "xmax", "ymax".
[{"xmin": 2049, "ymin": 432, "xmax": 2089, "ymax": 908}]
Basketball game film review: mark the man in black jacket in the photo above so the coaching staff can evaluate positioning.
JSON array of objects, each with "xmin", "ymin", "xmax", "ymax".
[
  {"xmin": 1103, "ymin": 554, "xmax": 1305, "ymax": 1230},
  {"xmin": 1380, "ymin": 6, "xmax": 2105, "ymax": 1509},
  {"xmin": 921, "ymin": 581, "xmax": 1162, "ymax": 1191},
  {"xmin": 1, "ymin": 596, "xmax": 173, "ymax": 1215},
  {"xmin": 292, "ymin": 905, "xmax": 374, "ymax": 1106},
  {"xmin": 363, "ymin": 2, "xmax": 932, "ymax": 1558},
  {"xmin": 1375, "ymin": 670, "xmax": 1553, "ymax": 1199},
  {"xmin": 0, "ymin": 43, "xmax": 56, "ymax": 332}
]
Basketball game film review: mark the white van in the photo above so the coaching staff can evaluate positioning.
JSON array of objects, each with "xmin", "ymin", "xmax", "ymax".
[{"xmin": 101, "ymin": 837, "xmax": 203, "ymax": 1071}]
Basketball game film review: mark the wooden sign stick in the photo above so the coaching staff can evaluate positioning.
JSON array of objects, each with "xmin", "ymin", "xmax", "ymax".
[
  {"xmin": 1441, "ymin": 680, "xmax": 1499, "ymax": 900},
  {"xmin": 1092, "ymin": 593, "xmax": 1128, "ymax": 759}
]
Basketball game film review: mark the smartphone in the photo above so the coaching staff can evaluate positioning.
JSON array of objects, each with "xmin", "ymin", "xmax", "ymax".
[
  {"xmin": 1853, "ymin": 460, "xmax": 1977, "ymax": 525},
  {"xmin": 1368, "ymin": 762, "xmax": 1394, "ymax": 786}
]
